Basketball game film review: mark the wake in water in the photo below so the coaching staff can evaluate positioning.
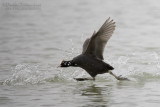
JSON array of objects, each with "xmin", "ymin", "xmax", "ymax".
[
  {"xmin": 1, "ymin": 36, "xmax": 160, "ymax": 86},
  {"xmin": 1, "ymin": 51, "xmax": 160, "ymax": 86}
]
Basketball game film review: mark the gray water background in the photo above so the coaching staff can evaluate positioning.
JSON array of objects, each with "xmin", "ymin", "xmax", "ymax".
[{"xmin": 0, "ymin": 0, "xmax": 160, "ymax": 107}]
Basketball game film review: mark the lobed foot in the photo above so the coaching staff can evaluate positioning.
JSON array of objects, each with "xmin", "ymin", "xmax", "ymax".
[{"xmin": 74, "ymin": 78, "xmax": 95, "ymax": 81}]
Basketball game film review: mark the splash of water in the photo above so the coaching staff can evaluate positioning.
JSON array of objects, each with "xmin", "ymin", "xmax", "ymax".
[
  {"xmin": 2, "ymin": 50, "xmax": 160, "ymax": 86},
  {"xmin": 151, "ymin": 52, "xmax": 160, "ymax": 69},
  {"xmin": 2, "ymin": 64, "xmax": 82, "ymax": 86},
  {"xmin": 3, "ymin": 64, "xmax": 48, "ymax": 85},
  {"xmin": 113, "ymin": 52, "xmax": 160, "ymax": 81}
]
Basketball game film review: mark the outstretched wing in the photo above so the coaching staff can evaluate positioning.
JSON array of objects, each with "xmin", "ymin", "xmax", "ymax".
[
  {"xmin": 82, "ymin": 31, "xmax": 96, "ymax": 54},
  {"xmin": 83, "ymin": 18, "xmax": 116, "ymax": 60}
]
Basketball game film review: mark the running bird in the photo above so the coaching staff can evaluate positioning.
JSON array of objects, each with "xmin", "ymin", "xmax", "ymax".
[{"xmin": 58, "ymin": 18, "xmax": 129, "ymax": 81}]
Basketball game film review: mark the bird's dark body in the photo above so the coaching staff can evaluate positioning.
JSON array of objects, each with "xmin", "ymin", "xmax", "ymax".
[{"xmin": 72, "ymin": 54, "xmax": 114, "ymax": 77}]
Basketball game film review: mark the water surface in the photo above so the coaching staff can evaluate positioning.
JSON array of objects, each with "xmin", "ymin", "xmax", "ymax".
[{"xmin": 0, "ymin": 0, "xmax": 160, "ymax": 107}]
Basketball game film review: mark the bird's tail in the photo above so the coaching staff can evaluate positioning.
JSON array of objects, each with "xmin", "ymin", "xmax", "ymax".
[{"xmin": 108, "ymin": 64, "xmax": 114, "ymax": 70}]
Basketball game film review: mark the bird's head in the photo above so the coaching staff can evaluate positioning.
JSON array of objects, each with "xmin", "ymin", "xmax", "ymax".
[{"xmin": 58, "ymin": 60, "xmax": 72, "ymax": 67}]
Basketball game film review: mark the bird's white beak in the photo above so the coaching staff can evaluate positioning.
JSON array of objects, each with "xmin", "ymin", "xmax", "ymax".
[
  {"xmin": 57, "ymin": 60, "xmax": 63, "ymax": 68},
  {"xmin": 57, "ymin": 65, "xmax": 61, "ymax": 68}
]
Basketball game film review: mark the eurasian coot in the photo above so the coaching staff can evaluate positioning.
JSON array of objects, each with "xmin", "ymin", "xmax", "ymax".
[{"xmin": 59, "ymin": 18, "xmax": 129, "ymax": 81}]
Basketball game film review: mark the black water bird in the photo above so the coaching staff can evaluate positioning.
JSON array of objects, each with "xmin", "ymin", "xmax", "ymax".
[{"xmin": 59, "ymin": 18, "xmax": 129, "ymax": 81}]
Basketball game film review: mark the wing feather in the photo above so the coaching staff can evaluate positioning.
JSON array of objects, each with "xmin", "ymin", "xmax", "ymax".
[
  {"xmin": 82, "ymin": 31, "xmax": 96, "ymax": 54},
  {"xmin": 83, "ymin": 18, "xmax": 116, "ymax": 60},
  {"xmin": 82, "ymin": 38, "xmax": 90, "ymax": 54}
]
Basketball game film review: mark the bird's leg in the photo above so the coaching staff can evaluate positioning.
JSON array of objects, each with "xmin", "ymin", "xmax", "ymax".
[{"xmin": 108, "ymin": 70, "xmax": 130, "ymax": 81}]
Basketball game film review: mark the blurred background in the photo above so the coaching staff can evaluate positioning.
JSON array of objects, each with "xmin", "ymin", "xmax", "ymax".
[{"xmin": 0, "ymin": 0, "xmax": 160, "ymax": 107}]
